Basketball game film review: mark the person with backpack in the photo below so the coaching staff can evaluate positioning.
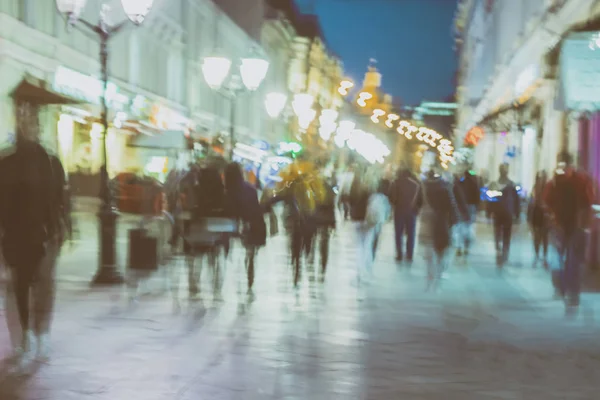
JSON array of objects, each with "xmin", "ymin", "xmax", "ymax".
[
  {"xmin": 543, "ymin": 152, "xmax": 594, "ymax": 309},
  {"xmin": 0, "ymin": 105, "xmax": 71, "ymax": 372}
]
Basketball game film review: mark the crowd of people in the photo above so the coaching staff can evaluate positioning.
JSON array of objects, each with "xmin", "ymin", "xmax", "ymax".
[{"xmin": 0, "ymin": 105, "xmax": 595, "ymax": 374}]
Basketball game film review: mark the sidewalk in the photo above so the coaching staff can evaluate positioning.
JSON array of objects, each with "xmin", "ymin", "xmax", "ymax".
[{"xmin": 1, "ymin": 220, "xmax": 600, "ymax": 399}]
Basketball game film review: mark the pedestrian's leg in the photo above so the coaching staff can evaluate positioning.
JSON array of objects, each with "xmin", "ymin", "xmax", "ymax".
[
  {"xmin": 394, "ymin": 214, "xmax": 405, "ymax": 260},
  {"xmin": 503, "ymin": 218, "xmax": 513, "ymax": 265},
  {"xmin": 320, "ymin": 227, "xmax": 330, "ymax": 279},
  {"xmin": 424, "ymin": 247, "xmax": 435, "ymax": 289},
  {"xmin": 372, "ymin": 226, "xmax": 380, "ymax": 261},
  {"xmin": 406, "ymin": 214, "xmax": 417, "ymax": 263},
  {"xmin": 364, "ymin": 227, "xmax": 375, "ymax": 278},
  {"xmin": 493, "ymin": 216, "xmax": 502, "ymax": 266},
  {"xmin": 542, "ymin": 227, "xmax": 549, "ymax": 264},
  {"xmin": 565, "ymin": 231, "xmax": 586, "ymax": 307},
  {"xmin": 533, "ymin": 228, "xmax": 542, "ymax": 261},
  {"xmin": 291, "ymin": 225, "xmax": 302, "ymax": 286},
  {"xmin": 32, "ymin": 241, "xmax": 59, "ymax": 348},
  {"xmin": 11, "ymin": 268, "xmax": 32, "ymax": 352},
  {"xmin": 246, "ymin": 246, "xmax": 255, "ymax": 292}
]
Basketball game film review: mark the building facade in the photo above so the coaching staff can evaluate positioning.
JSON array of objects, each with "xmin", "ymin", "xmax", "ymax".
[
  {"xmin": 453, "ymin": 0, "xmax": 593, "ymax": 192},
  {"xmin": 0, "ymin": 0, "xmax": 269, "ymax": 185}
]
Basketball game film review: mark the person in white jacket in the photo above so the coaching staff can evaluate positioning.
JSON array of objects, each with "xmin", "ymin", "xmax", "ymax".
[{"xmin": 361, "ymin": 180, "xmax": 391, "ymax": 279}]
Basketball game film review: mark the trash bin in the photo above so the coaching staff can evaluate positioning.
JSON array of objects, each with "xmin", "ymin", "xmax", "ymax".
[{"xmin": 128, "ymin": 228, "xmax": 158, "ymax": 271}]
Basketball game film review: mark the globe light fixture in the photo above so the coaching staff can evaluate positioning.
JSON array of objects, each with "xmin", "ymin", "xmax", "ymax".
[
  {"xmin": 292, "ymin": 93, "xmax": 314, "ymax": 117},
  {"xmin": 201, "ymin": 56, "xmax": 232, "ymax": 90},
  {"xmin": 265, "ymin": 92, "xmax": 287, "ymax": 118},
  {"xmin": 298, "ymin": 109, "xmax": 316, "ymax": 131},
  {"xmin": 56, "ymin": 0, "xmax": 87, "ymax": 18},
  {"xmin": 121, "ymin": 0, "xmax": 154, "ymax": 24},
  {"xmin": 318, "ymin": 109, "xmax": 339, "ymax": 141},
  {"xmin": 240, "ymin": 54, "xmax": 270, "ymax": 91}
]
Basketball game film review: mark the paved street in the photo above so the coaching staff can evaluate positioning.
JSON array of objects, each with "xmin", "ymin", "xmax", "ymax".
[{"xmin": 1, "ymin": 215, "xmax": 600, "ymax": 399}]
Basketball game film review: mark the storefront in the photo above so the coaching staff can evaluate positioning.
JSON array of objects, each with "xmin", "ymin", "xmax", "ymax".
[{"xmin": 51, "ymin": 66, "xmax": 192, "ymax": 189}]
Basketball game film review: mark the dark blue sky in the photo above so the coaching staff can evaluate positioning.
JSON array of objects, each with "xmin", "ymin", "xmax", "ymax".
[{"xmin": 295, "ymin": 0, "xmax": 458, "ymax": 106}]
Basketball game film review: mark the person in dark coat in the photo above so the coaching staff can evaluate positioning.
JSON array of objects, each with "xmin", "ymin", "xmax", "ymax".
[
  {"xmin": 389, "ymin": 165, "xmax": 421, "ymax": 264},
  {"xmin": 416, "ymin": 170, "xmax": 459, "ymax": 289},
  {"xmin": 528, "ymin": 171, "xmax": 549, "ymax": 267},
  {"xmin": 0, "ymin": 106, "xmax": 70, "ymax": 371},
  {"xmin": 488, "ymin": 163, "xmax": 521, "ymax": 267},
  {"xmin": 224, "ymin": 162, "xmax": 266, "ymax": 292}
]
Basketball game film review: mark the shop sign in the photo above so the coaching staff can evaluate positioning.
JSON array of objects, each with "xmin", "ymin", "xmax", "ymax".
[
  {"xmin": 464, "ymin": 126, "xmax": 484, "ymax": 146},
  {"xmin": 148, "ymin": 104, "xmax": 190, "ymax": 131},
  {"xmin": 558, "ymin": 32, "xmax": 600, "ymax": 111},
  {"xmin": 52, "ymin": 66, "xmax": 129, "ymax": 110}
]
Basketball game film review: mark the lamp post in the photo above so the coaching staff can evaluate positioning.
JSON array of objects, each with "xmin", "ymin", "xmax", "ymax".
[
  {"xmin": 56, "ymin": 0, "xmax": 154, "ymax": 286},
  {"xmin": 201, "ymin": 50, "xmax": 269, "ymax": 160}
]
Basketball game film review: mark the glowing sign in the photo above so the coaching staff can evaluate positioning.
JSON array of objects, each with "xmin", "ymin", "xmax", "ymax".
[{"xmin": 464, "ymin": 126, "xmax": 485, "ymax": 146}]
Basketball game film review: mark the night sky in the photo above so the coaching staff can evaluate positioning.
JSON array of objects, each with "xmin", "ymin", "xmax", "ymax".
[{"xmin": 295, "ymin": 0, "xmax": 459, "ymax": 106}]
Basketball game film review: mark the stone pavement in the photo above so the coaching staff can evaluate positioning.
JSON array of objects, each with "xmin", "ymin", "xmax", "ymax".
[{"xmin": 1, "ymin": 218, "xmax": 600, "ymax": 399}]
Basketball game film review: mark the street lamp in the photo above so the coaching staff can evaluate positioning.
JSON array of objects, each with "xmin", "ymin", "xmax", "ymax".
[
  {"xmin": 264, "ymin": 92, "xmax": 287, "ymax": 119},
  {"xmin": 56, "ymin": 0, "xmax": 154, "ymax": 286},
  {"xmin": 201, "ymin": 49, "xmax": 269, "ymax": 160}
]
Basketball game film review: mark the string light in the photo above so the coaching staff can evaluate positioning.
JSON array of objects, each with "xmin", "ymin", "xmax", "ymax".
[
  {"xmin": 385, "ymin": 113, "xmax": 399, "ymax": 128},
  {"xmin": 357, "ymin": 92, "xmax": 372, "ymax": 107},
  {"xmin": 370, "ymin": 108, "xmax": 385, "ymax": 123},
  {"xmin": 338, "ymin": 80, "xmax": 354, "ymax": 95}
]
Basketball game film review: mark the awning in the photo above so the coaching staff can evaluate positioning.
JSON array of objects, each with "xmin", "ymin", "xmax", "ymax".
[
  {"xmin": 128, "ymin": 129, "xmax": 188, "ymax": 150},
  {"xmin": 11, "ymin": 75, "xmax": 84, "ymax": 105},
  {"xmin": 476, "ymin": 100, "xmax": 535, "ymax": 132}
]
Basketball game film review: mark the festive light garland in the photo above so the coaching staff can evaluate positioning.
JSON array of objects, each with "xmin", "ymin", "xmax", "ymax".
[{"xmin": 334, "ymin": 80, "xmax": 455, "ymax": 168}]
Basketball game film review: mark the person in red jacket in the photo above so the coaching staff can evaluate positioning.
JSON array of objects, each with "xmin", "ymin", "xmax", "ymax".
[{"xmin": 543, "ymin": 152, "xmax": 594, "ymax": 308}]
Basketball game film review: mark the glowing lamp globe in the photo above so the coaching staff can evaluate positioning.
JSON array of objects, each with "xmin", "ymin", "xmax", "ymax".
[
  {"xmin": 202, "ymin": 56, "xmax": 232, "ymax": 90},
  {"xmin": 121, "ymin": 0, "xmax": 154, "ymax": 24},
  {"xmin": 265, "ymin": 92, "xmax": 287, "ymax": 118},
  {"xmin": 240, "ymin": 56, "xmax": 269, "ymax": 91},
  {"xmin": 55, "ymin": 0, "xmax": 87, "ymax": 18},
  {"xmin": 292, "ymin": 94, "xmax": 314, "ymax": 117}
]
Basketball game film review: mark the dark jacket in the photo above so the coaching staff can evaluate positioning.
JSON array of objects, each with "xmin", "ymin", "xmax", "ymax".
[
  {"xmin": 458, "ymin": 172, "xmax": 480, "ymax": 206},
  {"xmin": 417, "ymin": 176, "xmax": 460, "ymax": 251},
  {"xmin": 390, "ymin": 172, "xmax": 421, "ymax": 215},
  {"xmin": 349, "ymin": 177, "xmax": 371, "ymax": 221},
  {"xmin": 452, "ymin": 177, "xmax": 470, "ymax": 222},
  {"xmin": 0, "ymin": 142, "xmax": 68, "ymax": 268},
  {"xmin": 489, "ymin": 180, "xmax": 520, "ymax": 220},
  {"xmin": 226, "ymin": 181, "xmax": 266, "ymax": 247}
]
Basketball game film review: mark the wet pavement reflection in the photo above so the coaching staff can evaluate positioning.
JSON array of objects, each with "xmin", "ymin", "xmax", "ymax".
[{"xmin": 1, "ymin": 222, "xmax": 600, "ymax": 399}]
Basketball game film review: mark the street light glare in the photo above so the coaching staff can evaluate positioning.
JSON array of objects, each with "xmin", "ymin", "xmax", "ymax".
[
  {"xmin": 201, "ymin": 56, "xmax": 232, "ymax": 90},
  {"xmin": 292, "ymin": 93, "xmax": 314, "ymax": 117},
  {"xmin": 240, "ymin": 57, "xmax": 270, "ymax": 91},
  {"xmin": 55, "ymin": 0, "xmax": 87, "ymax": 17},
  {"xmin": 121, "ymin": 0, "xmax": 154, "ymax": 24},
  {"xmin": 265, "ymin": 92, "xmax": 287, "ymax": 118}
]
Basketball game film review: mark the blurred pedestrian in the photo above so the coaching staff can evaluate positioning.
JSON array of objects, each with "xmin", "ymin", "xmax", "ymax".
[
  {"xmin": 224, "ymin": 162, "xmax": 266, "ymax": 294},
  {"xmin": 0, "ymin": 103, "xmax": 71, "ymax": 373},
  {"xmin": 349, "ymin": 167, "xmax": 375, "ymax": 282},
  {"xmin": 543, "ymin": 152, "xmax": 594, "ymax": 309},
  {"xmin": 455, "ymin": 166, "xmax": 481, "ymax": 256},
  {"xmin": 528, "ymin": 171, "xmax": 549, "ymax": 267},
  {"xmin": 417, "ymin": 169, "xmax": 459, "ymax": 290},
  {"xmin": 389, "ymin": 164, "xmax": 421, "ymax": 264},
  {"xmin": 488, "ymin": 163, "xmax": 521, "ymax": 267},
  {"xmin": 366, "ymin": 179, "xmax": 391, "ymax": 265}
]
